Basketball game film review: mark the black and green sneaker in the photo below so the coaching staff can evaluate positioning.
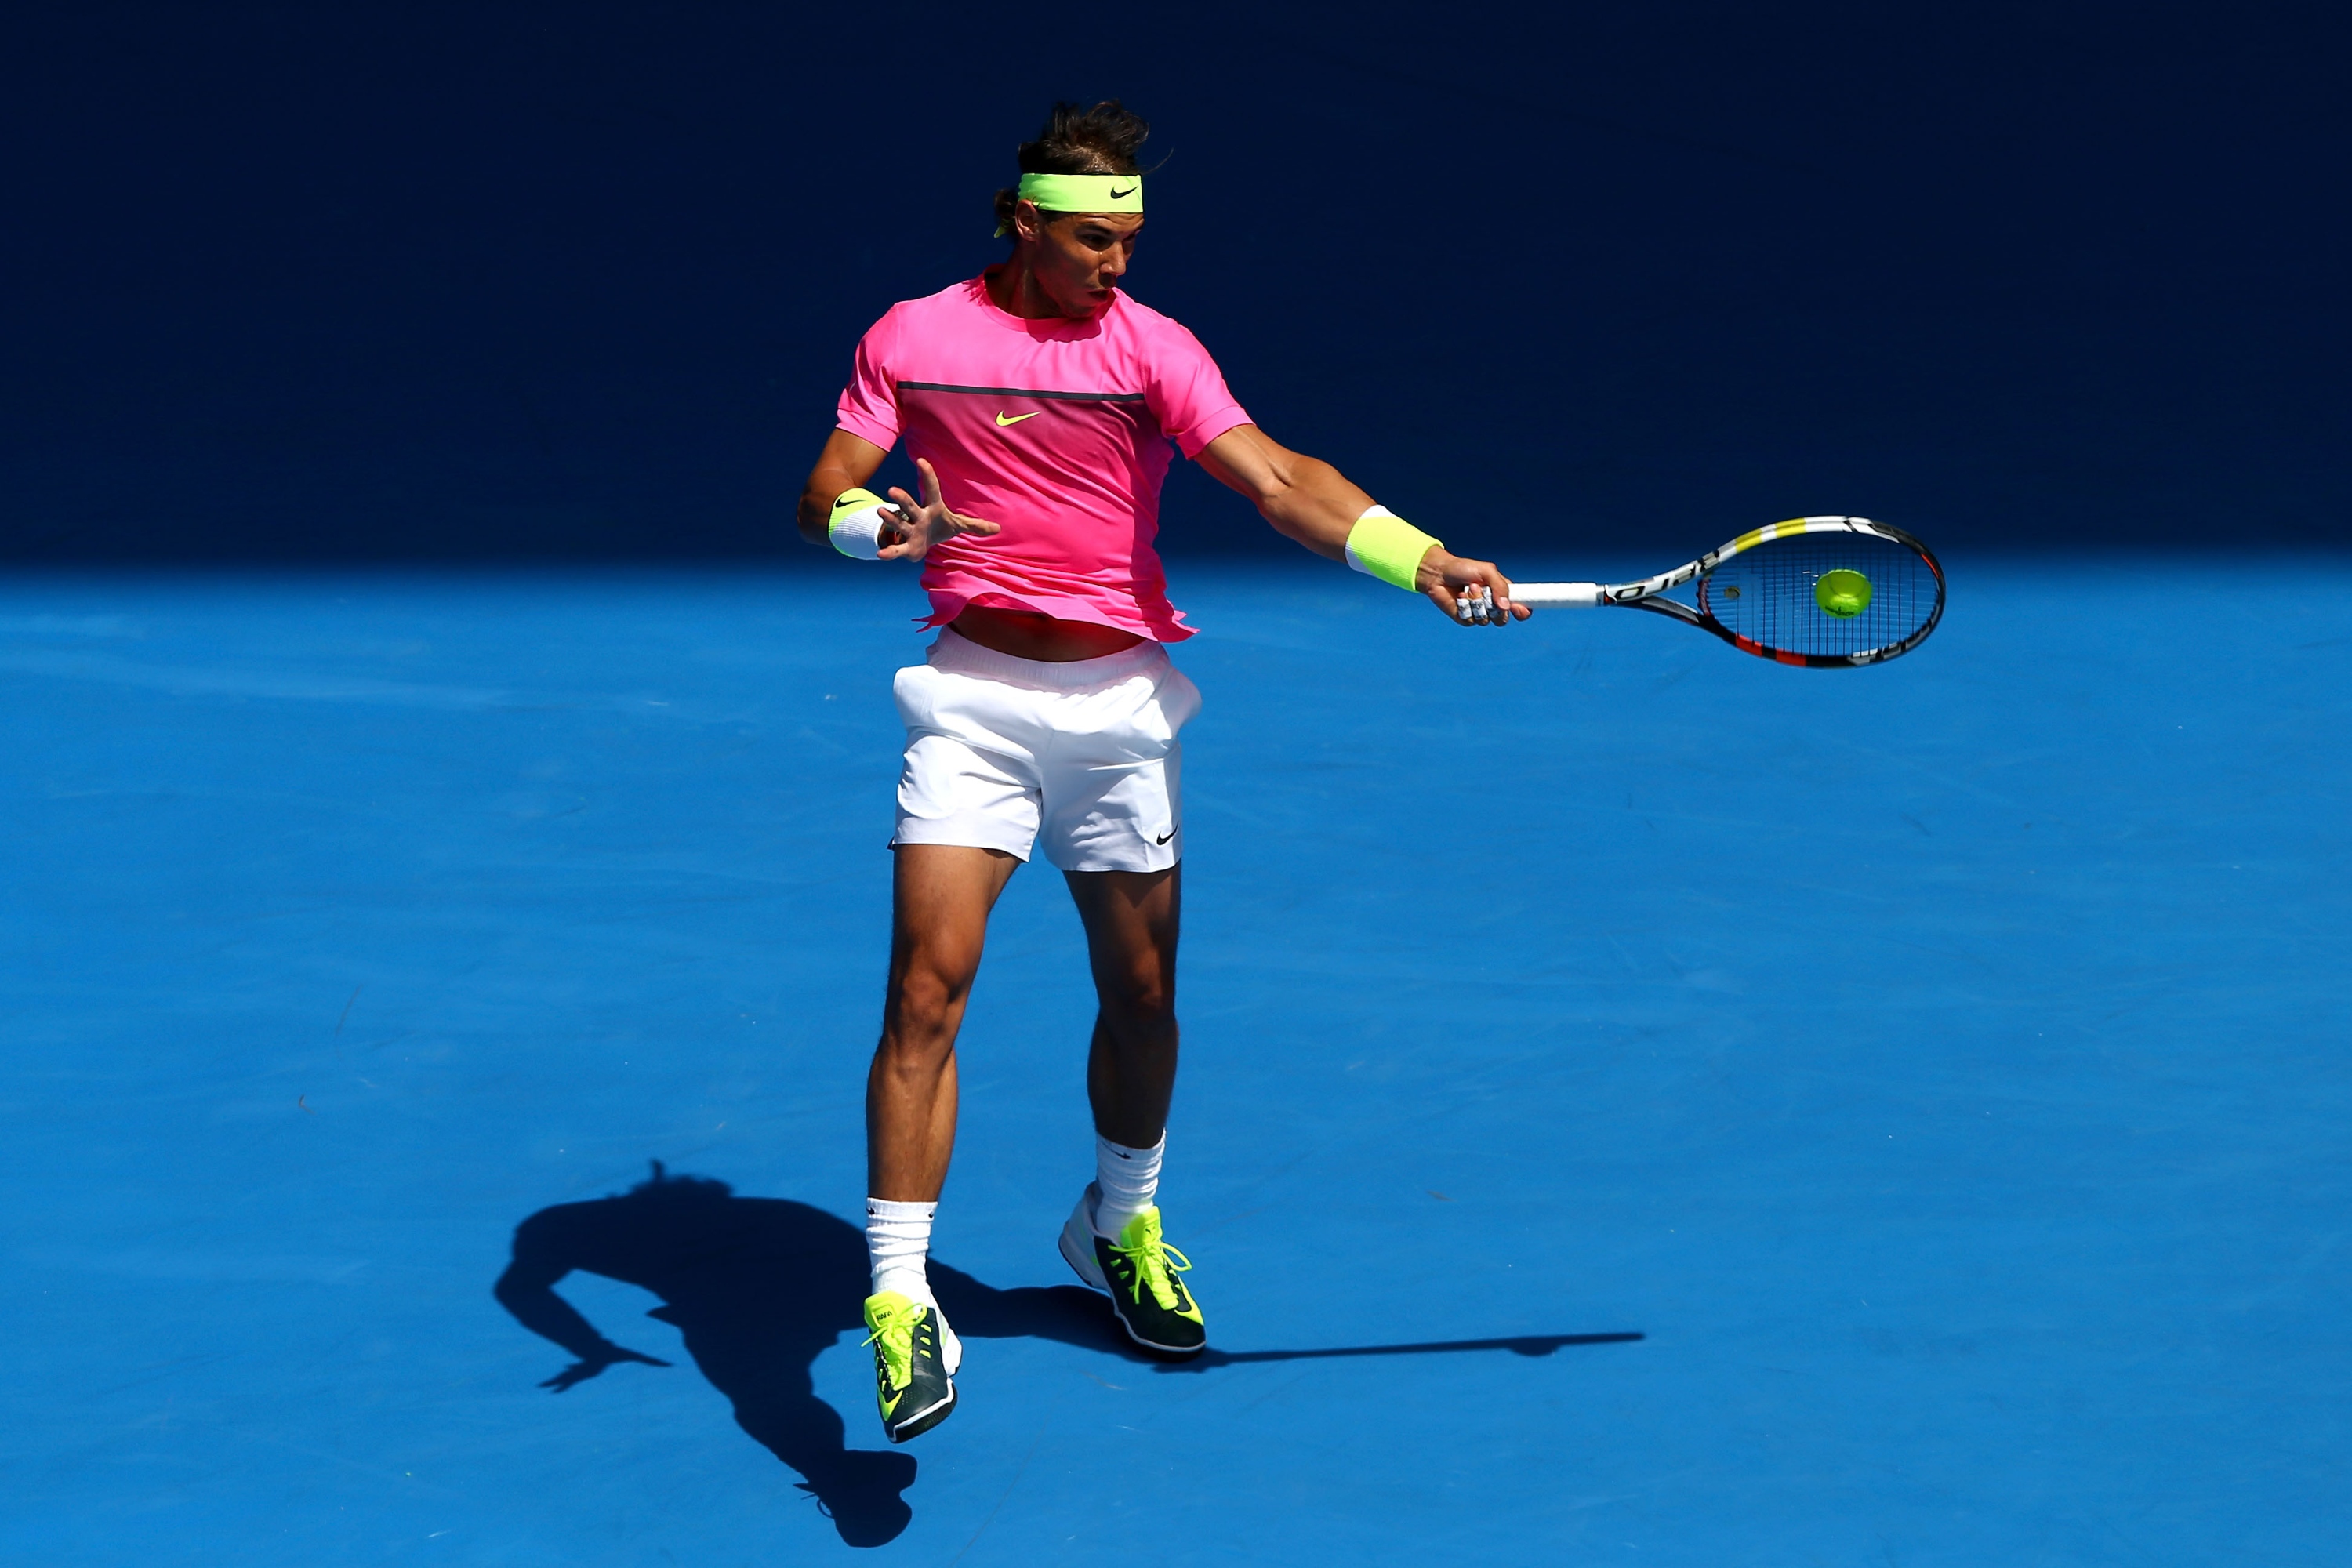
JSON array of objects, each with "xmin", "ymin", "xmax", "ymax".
[
  {"xmin": 862, "ymin": 1291, "xmax": 960, "ymax": 1443},
  {"xmin": 1058, "ymin": 1183, "xmax": 1207, "ymax": 1356}
]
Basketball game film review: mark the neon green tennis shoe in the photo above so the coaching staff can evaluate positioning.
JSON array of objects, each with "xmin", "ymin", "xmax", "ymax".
[
  {"xmin": 1058, "ymin": 1184, "xmax": 1207, "ymax": 1356},
  {"xmin": 862, "ymin": 1291, "xmax": 960, "ymax": 1443}
]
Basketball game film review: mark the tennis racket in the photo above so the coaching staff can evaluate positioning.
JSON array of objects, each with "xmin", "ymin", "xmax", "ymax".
[{"xmin": 1507, "ymin": 517, "xmax": 1944, "ymax": 667}]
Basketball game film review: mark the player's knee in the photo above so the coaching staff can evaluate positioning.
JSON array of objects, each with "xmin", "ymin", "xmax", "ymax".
[
  {"xmin": 887, "ymin": 951, "xmax": 974, "ymax": 1034},
  {"xmin": 886, "ymin": 982, "xmax": 956, "ymax": 1041},
  {"xmin": 1100, "ymin": 967, "xmax": 1175, "ymax": 1026}
]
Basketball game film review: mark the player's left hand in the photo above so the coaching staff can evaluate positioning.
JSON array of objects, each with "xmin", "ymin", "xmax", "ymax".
[
  {"xmin": 1420, "ymin": 550, "xmax": 1529, "ymax": 627},
  {"xmin": 882, "ymin": 457, "xmax": 1004, "ymax": 563}
]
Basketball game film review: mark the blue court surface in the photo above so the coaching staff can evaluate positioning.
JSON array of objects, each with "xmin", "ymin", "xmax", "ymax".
[{"xmin": 5, "ymin": 559, "xmax": 2347, "ymax": 1565}]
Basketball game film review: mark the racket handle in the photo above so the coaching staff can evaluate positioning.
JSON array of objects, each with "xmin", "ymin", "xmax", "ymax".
[{"xmin": 1507, "ymin": 582, "xmax": 1604, "ymax": 608}]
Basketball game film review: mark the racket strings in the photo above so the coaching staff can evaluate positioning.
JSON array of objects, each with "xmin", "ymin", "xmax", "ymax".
[{"xmin": 1700, "ymin": 535, "xmax": 1936, "ymax": 659}]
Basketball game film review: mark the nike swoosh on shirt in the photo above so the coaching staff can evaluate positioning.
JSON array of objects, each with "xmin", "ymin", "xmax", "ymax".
[
  {"xmin": 1156, "ymin": 829, "xmax": 1174, "ymax": 845},
  {"xmin": 994, "ymin": 411, "xmax": 1040, "ymax": 426}
]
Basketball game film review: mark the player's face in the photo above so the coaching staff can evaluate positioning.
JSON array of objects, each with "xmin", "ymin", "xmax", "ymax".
[{"xmin": 1024, "ymin": 209, "xmax": 1144, "ymax": 318}]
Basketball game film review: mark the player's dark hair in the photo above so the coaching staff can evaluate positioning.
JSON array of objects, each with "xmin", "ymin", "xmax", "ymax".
[{"xmin": 991, "ymin": 100, "xmax": 1151, "ymax": 238}]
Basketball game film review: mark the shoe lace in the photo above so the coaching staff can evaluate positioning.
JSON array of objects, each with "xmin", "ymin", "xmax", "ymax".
[
  {"xmin": 1109, "ymin": 1220, "xmax": 1192, "ymax": 1312},
  {"xmin": 862, "ymin": 1298, "xmax": 921, "ymax": 1392}
]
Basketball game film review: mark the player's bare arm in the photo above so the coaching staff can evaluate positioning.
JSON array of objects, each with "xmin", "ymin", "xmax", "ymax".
[
  {"xmin": 797, "ymin": 430, "xmax": 887, "ymax": 543},
  {"xmin": 1195, "ymin": 423, "xmax": 1530, "ymax": 625}
]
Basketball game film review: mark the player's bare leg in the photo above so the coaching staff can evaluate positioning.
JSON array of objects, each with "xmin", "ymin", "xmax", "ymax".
[
  {"xmin": 1067, "ymin": 865, "xmax": 1181, "ymax": 1148},
  {"xmin": 859, "ymin": 842, "xmax": 1013, "ymax": 1442},
  {"xmin": 866, "ymin": 844, "xmax": 1018, "ymax": 1202},
  {"xmin": 1059, "ymin": 864, "xmax": 1206, "ymax": 1354}
]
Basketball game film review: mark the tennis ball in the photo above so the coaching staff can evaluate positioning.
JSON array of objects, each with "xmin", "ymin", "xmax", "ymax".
[{"xmin": 1816, "ymin": 568, "xmax": 1871, "ymax": 618}]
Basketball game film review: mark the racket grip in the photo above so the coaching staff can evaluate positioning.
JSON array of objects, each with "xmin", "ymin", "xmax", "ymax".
[{"xmin": 1507, "ymin": 582, "xmax": 1604, "ymax": 608}]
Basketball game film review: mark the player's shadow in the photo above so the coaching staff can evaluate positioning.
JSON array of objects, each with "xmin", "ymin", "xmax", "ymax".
[{"xmin": 494, "ymin": 1163, "xmax": 1642, "ymax": 1548}]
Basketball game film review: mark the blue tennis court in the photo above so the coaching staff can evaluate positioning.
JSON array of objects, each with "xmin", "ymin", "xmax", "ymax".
[{"xmin": 5, "ymin": 560, "xmax": 2346, "ymax": 1563}]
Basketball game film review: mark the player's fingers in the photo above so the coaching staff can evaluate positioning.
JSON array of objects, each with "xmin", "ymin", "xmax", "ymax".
[
  {"xmin": 914, "ymin": 457, "xmax": 944, "ymax": 510},
  {"xmin": 862, "ymin": 492, "xmax": 912, "ymax": 559},
  {"xmin": 1453, "ymin": 562, "xmax": 1510, "ymax": 625},
  {"xmin": 949, "ymin": 512, "xmax": 1003, "ymax": 537}
]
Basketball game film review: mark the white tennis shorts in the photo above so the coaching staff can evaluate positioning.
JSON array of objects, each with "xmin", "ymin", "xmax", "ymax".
[{"xmin": 891, "ymin": 629, "xmax": 1200, "ymax": 873}]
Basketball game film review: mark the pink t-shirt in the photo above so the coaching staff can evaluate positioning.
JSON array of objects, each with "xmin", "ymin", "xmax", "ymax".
[{"xmin": 834, "ymin": 274, "xmax": 1251, "ymax": 641}]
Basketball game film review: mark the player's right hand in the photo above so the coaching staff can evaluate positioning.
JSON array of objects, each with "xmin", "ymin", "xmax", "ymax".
[
  {"xmin": 881, "ymin": 457, "xmax": 1004, "ymax": 563},
  {"xmin": 1421, "ymin": 550, "xmax": 1529, "ymax": 627}
]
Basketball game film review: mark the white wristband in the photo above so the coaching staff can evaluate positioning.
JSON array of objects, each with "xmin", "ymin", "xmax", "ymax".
[
  {"xmin": 826, "ymin": 487, "xmax": 898, "ymax": 560},
  {"xmin": 828, "ymin": 504, "xmax": 888, "ymax": 560}
]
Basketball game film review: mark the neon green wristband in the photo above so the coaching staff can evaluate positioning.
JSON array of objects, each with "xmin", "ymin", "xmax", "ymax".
[{"xmin": 1344, "ymin": 507, "xmax": 1443, "ymax": 592}]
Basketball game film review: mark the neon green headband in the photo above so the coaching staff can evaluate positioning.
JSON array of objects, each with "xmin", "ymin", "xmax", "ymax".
[{"xmin": 995, "ymin": 172, "xmax": 1144, "ymax": 235}]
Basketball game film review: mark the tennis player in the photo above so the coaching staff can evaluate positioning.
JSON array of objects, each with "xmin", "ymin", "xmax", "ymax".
[{"xmin": 798, "ymin": 101, "xmax": 1528, "ymax": 1443}]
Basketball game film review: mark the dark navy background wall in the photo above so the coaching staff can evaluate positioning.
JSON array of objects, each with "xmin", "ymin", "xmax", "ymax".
[{"xmin": 2, "ymin": 0, "xmax": 2343, "ymax": 563}]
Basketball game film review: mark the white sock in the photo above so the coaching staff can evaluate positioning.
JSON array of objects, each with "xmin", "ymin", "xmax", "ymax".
[
  {"xmin": 1093, "ymin": 1132, "xmax": 1165, "ymax": 1239},
  {"xmin": 866, "ymin": 1197, "xmax": 936, "ymax": 1307}
]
